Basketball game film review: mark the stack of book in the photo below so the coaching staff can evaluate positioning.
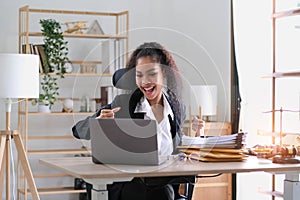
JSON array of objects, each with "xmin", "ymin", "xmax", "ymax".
[
  {"xmin": 178, "ymin": 133, "xmax": 247, "ymax": 162},
  {"xmin": 21, "ymin": 43, "xmax": 49, "ymax": 73}
]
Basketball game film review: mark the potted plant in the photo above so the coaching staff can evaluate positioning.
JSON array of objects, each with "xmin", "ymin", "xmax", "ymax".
[
  {"xmin": 40, "ymin": 19, "xmax": 69, "ymax": 76},
  {"xmin": 32, "ymin": 74, "xmax": 59, "ymax": 112},
  {"xmin": 32, "ymin": 19, "xmax": 69, "ymax": 112}
]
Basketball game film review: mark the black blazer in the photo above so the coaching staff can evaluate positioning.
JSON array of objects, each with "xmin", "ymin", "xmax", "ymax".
[{"xmin": 72, "ymin": 89, "xmax": 185, "ymax": 154}]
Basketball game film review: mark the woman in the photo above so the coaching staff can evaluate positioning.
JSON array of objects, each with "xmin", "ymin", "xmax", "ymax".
[{"xmin": 72, "ymin": 42, "xmax": 204, "ymax": 200}]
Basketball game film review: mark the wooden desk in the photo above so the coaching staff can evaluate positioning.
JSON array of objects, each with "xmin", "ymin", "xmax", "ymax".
[{"xmin": 40, "ymin": 156, "xmax": 300, "ymax": 200}]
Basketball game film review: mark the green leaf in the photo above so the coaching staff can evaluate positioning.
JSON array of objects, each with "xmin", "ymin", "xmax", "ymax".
[{"xmin": 38, "ymin": 18, "xmax": 69, "ymax": 109}]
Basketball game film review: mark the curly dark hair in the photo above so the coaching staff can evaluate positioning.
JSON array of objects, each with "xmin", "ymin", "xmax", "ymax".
[{"xmin": 126, "ymin": 42, "xmax": 184, "ymax": 121}]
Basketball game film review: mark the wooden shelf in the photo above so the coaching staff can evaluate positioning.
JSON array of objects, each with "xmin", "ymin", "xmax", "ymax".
[
  {"xmin": 28, "ymin": 148, "xmax": 91, "ymax": 155},
  {"xmin": 57, "ymin": 97, "xmax": 87, "ymax": 101},
  {"xmin": 18, "ymin": 187, "xmax": 86, "ymax": 195},
  {"xmin": 261, "ymin": 71, "xmax": 300, "ymax": 78},
  {"xmin": 18, "ymin": 5, "xmax": 128, "ymax": 198},
  {"xmin": 20, "ymin": 32, "xmax": 128, "ymax": 39},
  {"xmin": 28, "ymin": 112, "xmax": 94, "ymax": 116},
  {"xmin": 26, "ymin": 97, "xmax": 100, "ymax": 101},
  {"xmin": 258, "ymin": 189, "xmax": 283, "ymax": 198},
  {"xmin": 22, "ymin": 6, "xmax": 127, "ymax": 16},
  {"xmin": 257, "ymin": 130, "xmax": 300, "ymax": 137},
  {"xmin": 28, "ymin": 135, "xmax": 75, "ymax": 140},
  {"xmin": 20, "ymin": 173, "xmax": 73, "ymax": 178},
  {"xmin": 33, "ymin": 174, "xmax": 73, "ymax": 178},
  {"xmin": 188, "ymin": 124, "xmax": 232, "ymax": 200},
  {"xmin": 34, "ymin": 173, "xmax": 73, "ymax": 178},
  {"xmin": 272, "ymin": 8, "xmax": 300, "ymax": 19},
  {"xmin": 262, "ymin": 3, "xmax": 300, "ymax": 199},
  {"xmin": 40, "ymin": 72, "xmax": 113, "ymax": 77},
  {"xmin": 195, "ymin": 182, "xmax": 229, "ymax": 188},
  {"xmin": 71, "ymin": 60, "xmax": 102, "ymax": 65}
]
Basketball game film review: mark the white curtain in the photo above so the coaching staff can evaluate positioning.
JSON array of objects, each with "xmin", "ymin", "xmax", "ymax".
[{"xmin": 232, "ymin": 0, "xmax": 292, "ymax": 199}]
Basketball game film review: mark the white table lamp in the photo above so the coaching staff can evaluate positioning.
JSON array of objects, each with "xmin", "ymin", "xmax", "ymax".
[
  {"xmin": 190, "ymin": 85, "xmax": 218, "ymax": 121},
  {"xmin": 0, "ymin": 54, "xmax": 40, "ymax": 200}
]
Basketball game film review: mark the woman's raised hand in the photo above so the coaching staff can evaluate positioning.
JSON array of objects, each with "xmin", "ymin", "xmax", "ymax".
[
  {"xmin": 96, "ymin": 107, "xmax": 121, "ymax": 119},
  {"xmin": 192, "ymin": 116, "xmax": 205, "ymax": 137}
]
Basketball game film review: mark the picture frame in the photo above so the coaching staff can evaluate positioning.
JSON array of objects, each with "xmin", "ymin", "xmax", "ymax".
[{"xmin": 86, "ymin": 20, "xmax": 104, "ymax": 34}]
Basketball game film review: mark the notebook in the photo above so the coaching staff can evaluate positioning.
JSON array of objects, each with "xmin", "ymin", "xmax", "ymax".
[{"xmin": 89, "ymin": 118, "xmax": 167, "ymax": 165}]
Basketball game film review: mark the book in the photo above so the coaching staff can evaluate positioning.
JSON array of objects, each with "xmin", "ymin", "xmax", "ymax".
[
  {"xmin": 100, "ymin": 87, "xmax": 108, "ymax": 106},
  {"xmin": 33, "ymin": 44, "xmax": 51, "ymax": 73},
  {"xmin": 33, "ymin": 45, "xmax": 44, "ymax": 73},
  {"xmin": 21, "ymin": 43, "xmax": 34, "ymax": 54}
]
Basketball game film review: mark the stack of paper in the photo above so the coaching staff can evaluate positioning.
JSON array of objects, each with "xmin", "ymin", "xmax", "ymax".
[
  {"xmin": 182, "ymin": 132, "xmax": 247, "ymax": 149},
  {"xmin": 179, "ymin": 133, "xmax": 248, "ymax": 162}
]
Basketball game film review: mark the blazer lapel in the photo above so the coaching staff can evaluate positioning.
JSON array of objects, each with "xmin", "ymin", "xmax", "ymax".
[{"xmin": 129, "ymin": 89, "xmax": 145, "ymax": 119}]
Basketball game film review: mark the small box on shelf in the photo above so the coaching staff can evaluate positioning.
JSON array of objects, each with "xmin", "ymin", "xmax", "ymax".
[
  {"xmin": 80, "ymin": 63, "xmax": 97, "ymax": 74},
  {"xmin": 80, "ymin": 96, "xmax": 96, "ymax": 112}
]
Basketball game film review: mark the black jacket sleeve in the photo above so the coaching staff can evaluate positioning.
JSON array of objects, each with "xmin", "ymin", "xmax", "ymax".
[
  {"xmin": 172, "ymin": 104, "xmax": 186, "ymax": 154},
  {"xmin": 72, "ymin": 104, "xmax": 111, "ymax": 140},
  {"xmin": 71, "ymin": 94, "xmax": 131, "ymax": 140}
]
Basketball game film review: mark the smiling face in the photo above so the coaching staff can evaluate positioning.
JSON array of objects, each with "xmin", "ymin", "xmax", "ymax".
[{"xmin": 135, "ymin": 56, "xmax": 164, "ymax": 106}]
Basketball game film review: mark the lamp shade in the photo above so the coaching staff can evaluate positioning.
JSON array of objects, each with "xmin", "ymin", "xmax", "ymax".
[
  {"xmin": 190, "ymin": 85, "xmax": 217, "ymax": 116},
  {"xmin": 0, "ymin": 54, "xmax": 39, "ymax": 98}
]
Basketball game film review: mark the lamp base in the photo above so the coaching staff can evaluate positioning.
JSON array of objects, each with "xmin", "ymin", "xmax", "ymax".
[{"xmin": 0, "ymin": 130, "xmax": 40, "ymax": 200}]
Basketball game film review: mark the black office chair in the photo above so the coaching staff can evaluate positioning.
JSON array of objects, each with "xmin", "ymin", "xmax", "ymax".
[
  {"xmin": 112, "ymin": 68, "xmax": 195, "ymax": 200},
  {"xmin": 112, "ymin": 68, "xmax": 137, "ymax": 90}
]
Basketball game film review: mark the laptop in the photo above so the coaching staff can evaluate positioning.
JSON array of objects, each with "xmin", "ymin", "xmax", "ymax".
[{"xmin": 89, "ymin": 118, "xmax": 167, "ymax": 165}]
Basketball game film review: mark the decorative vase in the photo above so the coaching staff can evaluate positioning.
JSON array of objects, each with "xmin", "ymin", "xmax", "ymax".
[
  {"xmin": 62, "ymin": 98, "xmax": 74, "ymax": 113},
  {"xmin": 38, "ymin": 104, "xmax": 51, "ymax": 113}
]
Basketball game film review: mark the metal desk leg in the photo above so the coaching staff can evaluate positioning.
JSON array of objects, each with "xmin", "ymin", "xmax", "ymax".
[
  {"xmin": 92, "ymin": 184, "xmax": 109, "ymax": 200},
  {"xmin": 284, "ymin": 173, "xmax": 300, "ymax": 200},
  {"xmin": 86, "ymin": 177, "xmax": 133, "ymax": 200}
]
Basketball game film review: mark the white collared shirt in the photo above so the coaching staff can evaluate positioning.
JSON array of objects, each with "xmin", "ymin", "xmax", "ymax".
[{"xmin": 134, "ymin": 94, "xmax": 174, "ymax": 156}]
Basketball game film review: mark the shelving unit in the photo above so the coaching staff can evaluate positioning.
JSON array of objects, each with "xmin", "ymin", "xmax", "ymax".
[
  {"xmin": 263, "ymin": 1, "xmax": 300, "ymax": 199},
  {"xmin": 192, "ymin": 122, "xmax": 232, "ymax": 200},
  {"xmin": 183, "ymin": 122, "xmax": 232, "ymax": 200},
  {"xmin": 18, "ymin": 5, "xmax": 128, "ymax": 199}
]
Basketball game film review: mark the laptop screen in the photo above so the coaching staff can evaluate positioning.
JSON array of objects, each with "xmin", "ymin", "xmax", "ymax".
[{"xmin": 89, "ymin": 118, "xmax": 166, "ymax": 165}]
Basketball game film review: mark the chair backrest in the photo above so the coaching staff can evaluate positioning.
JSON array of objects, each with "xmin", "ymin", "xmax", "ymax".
[{"xmin": 112, "ymin": 68, "xmax": 137, "ymax": 90}]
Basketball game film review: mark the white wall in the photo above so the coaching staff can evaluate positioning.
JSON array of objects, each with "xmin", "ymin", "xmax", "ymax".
[
  {"xmin": 0, "ymin": 0, "xmax": 231, "ymax": 122},
  {"xmin": 0, "ymin": 0, "xmax": 231, "ymax": 199}
]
